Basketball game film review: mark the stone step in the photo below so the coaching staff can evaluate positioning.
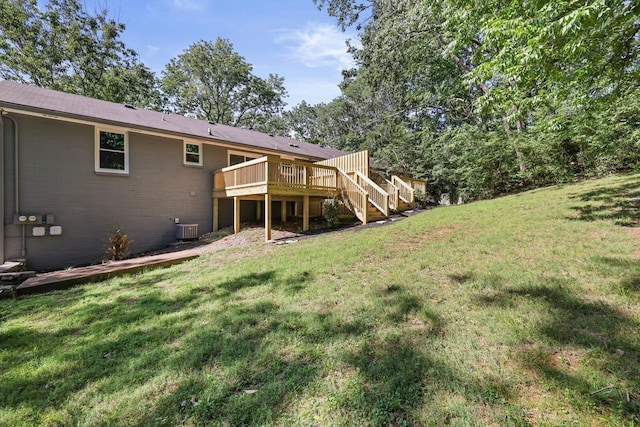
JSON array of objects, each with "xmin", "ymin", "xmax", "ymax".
[
  {"xmin": 0, "ymin": 260, "xmax": 26, "ymax": 273},
  {"xmin": 0, "ymin": 271, "xmax": 36, "ymax": 281}
]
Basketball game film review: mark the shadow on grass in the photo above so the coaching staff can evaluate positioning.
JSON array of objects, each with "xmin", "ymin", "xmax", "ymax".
[
  {"xmin": 479, "ymin": 282, "xmax": 640, "ymax": 419},
  {"xmin": 594, "ymin": 256, "xmax": 640, "ymax": 298},
  {"xmin": 150, "ymin": 290, "xmax": 382, "ymax": 426},
  {"xmin": 345, "ymin": 332, "xmax": 528, "ymax": 421},
  {"xmin": 449, "ymin": 271, "xmax": 475, "ymax": 284},
  {"xmin": 0, "ymin": 287, "xmax": 205, "ymax": 415},
  {"xmin": 1, "ymin": 267, "xmax": 365, "ymax": 425},
  {"xmin": 218, "ymin": 271, "xmax": 276, "ymax": 294},
  {"xmin": 336, "ymin": 284, "xmax": 531, "ymax": 426},
  {"xmin": 150, "ymin": 300, "xmax": 330, "ymax": 425},
  {"xmin": 569, "ymin": 175, "xmax": 640, "ymax": 226},
  {"xmin": 1, "ymin": 269, "xmax": 547, "ymax": 425},
  {"xmin": 340, "ymin": 335, "xmax": 530, "ymax": 425}
]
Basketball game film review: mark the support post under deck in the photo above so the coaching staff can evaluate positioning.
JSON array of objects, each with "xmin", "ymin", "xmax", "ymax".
[
  {"xmin": 264, "ymin": 194, "xmax": 272, "ymax": 241},
  {"xmin": 303, "ymin": 195, "xmax": 310, "ymax": 232},
  {"xmin": 281, "ymin": 201, "xmax": 287, "ymax": 224},
  {"xmin": 234, "ymin": 197, "xmax": 241, "ymax": 234}
]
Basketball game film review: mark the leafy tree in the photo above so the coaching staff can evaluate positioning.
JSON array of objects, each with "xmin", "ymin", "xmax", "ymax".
[
  {"xmin": 285, "ymin": 96, "xmax": 363, "ymax": 150},
  {"xmin": 466, "ymin": 0, "xmax": 640, "ymax": 103},
  {"xmin": 318, "ymin": 0, "xmax": 639, "ymax": 103},
  {"xmin": 314, "ymin": 0, "xmax": 640, "ymax": 201},
  {"xmin": 284, "ymin": 101, "xmax": 323, "ymax": 143},
  {"xmin": 161, "ymin": 38, "xmax": 287, "ymax": 132},
  {"xmin": 0, "ymin": 0, "xmax": 161, "ymax": 108}
]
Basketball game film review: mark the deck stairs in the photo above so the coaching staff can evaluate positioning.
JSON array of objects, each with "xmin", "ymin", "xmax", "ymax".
[
  {"xmin": 211, "ymin": 150, "xmax": 427, "ymax": 235},
  {"xmin": 317, "ymin": 152, "xmax": 425, "ymax": 224}
]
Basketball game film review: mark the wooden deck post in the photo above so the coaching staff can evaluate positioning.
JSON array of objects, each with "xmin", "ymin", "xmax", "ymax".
[
  {"xmin": 281, "ymin": 201, "xmax": 287, "ymax": 224},
  {"xmin": 303, "ymin": 195, "xmax": 310, "ymax": 231},
  {"xmin": 362, "ymin": 192, "xmax": 369, "ymax": 224},
  {"xmin": 264, "ymin": 194, "xmax": 272, "ymax": 241},
  {"xmin": 234, "ymin": 197, "xmax": 241, "ymax": 234},
  {"xmin": 256, "ymin": 201, "xmax": 262, "ymax": 221},
  {"xmin": 213, "ymin": 197, "xmax": 219, "ymax": 232}
]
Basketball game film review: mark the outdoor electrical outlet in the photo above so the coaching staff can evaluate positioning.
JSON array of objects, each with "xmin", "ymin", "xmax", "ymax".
[{"xmin": 174, "ymin": 218, "xmax": 180, "ymax": 224}]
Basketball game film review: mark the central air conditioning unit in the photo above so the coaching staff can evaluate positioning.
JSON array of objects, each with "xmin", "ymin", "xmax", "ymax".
[{"xmin": 176, "ymin": 224, "xmax": 199, "ymax": 240}]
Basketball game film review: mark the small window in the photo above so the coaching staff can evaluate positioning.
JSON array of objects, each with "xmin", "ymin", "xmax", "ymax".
[
  {"xmin": 184, "ymin": 141, "xmax": 202, "ymax": 166},
  {"xmin": 95, "ymin": 128, "xmax": 128, "ymax": 174},
  {"xmin": 229, "ymin": 152, "xmax": 258, "ymax": 166},
  {"xmin": 229, "ymin": 154, "xmax": 245, "ymax": 166}
]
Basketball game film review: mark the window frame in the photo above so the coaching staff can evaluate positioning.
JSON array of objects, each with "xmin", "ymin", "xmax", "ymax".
[
  {"xmin": 228, "ymin": 150, "xmax": 259, "ymax": 166},
  {"xmin": 184, "ymin": 140, "xmax": 203, "ymax": 167},
  {"xmin": 95, "ymin": 127, "xmax": 129, "ymax": 175}
]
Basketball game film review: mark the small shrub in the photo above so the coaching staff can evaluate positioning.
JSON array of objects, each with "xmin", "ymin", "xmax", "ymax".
[
  {"xmin": 414, "ymin": 189, "xmax": 428, "ymax": 209},
  {"xmin": 323, "ymin": 197, "xmax": 341, "ymax": 228},
  {"xmin": 104, "ymin": 226, "xmax": 133, "ymax": 261}
]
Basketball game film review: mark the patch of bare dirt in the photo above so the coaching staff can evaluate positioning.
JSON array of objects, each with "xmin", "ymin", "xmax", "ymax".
[
  {"xmin": 391, "ymin": 224, "xmax": 460, "ymax": 250},
  {"xmin": 548, "ymin": 349, "xmax": 581, "ymax": 371}
]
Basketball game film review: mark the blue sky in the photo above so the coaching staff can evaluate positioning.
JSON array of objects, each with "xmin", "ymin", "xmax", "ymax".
[{"xmin": 91, "ymin": 0, "xmax": 358, "ymax": 108}]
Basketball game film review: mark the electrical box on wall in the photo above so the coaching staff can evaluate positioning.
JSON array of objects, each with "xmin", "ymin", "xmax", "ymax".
[
  {"xmin": 13, "ymin": 214, "xmax": 43, "ymax": 224},
  {"xmin": 12, "ymin": 213, "xmax": 56, "ymax": 225}
]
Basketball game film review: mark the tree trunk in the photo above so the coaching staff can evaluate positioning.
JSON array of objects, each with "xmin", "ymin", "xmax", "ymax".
[
  {"xmin": 440, "ymin": 35, "xmax": 528, "ymax": 174},
  {"xmin": 501, "ymin": 114, "xmax": 527, "ymax": 174}
]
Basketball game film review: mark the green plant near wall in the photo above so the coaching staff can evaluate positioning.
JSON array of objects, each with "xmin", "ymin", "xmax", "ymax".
[
  {"xmin": 104, "ymin": 226, "xmax": 133, "ymax": 261},
  {"xmin": 323, "ymin": 197, "xmax": 341, "ymax": 228}
]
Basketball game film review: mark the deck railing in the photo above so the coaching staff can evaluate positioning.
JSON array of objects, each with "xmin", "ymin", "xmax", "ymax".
[
  {"xmin": 398, "ymin": 176, "xmax": 427, "ymax": 194},
  {"xmin": 214, "ymin": 157, "xmax": 267, "ymax": 190},
  {"xmin": 392, "ymin": 175, "xmax": 415, "ymax": 204},
  {"xmin": 214, "ymin": 156, "xmax": 338, "ymax": 194},
  {"xmin": 382, "ymin": 179, "xmax": 400, "ymax": 211},
  {"xmin": 213, "ymin": 155, "xmax": 421, "ymax": 223},
  {"xmin": 317, "ymin": 150, "xmax": 370, "ymax": 176},
  {"xmin": 356, "ymin": 171, "xmax": 389, "ymax": 217},
  {"xmin": 337, "ymin": 168, "xmax": 369, "ymax": 224}
]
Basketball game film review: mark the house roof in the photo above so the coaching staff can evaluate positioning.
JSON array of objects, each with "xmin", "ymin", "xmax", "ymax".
[{"xmin": 0, "ymin": 80, "xmax": 345, "ymax": 160}]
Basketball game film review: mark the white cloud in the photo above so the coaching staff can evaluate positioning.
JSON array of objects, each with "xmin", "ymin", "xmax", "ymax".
[
  {"xmin": 145, "ymin": 3, "xmax": 157, "ymax": 15},
  {"xmin": 274, "ymin": 23, "xmax": 359, "ymax": 71},
  {"xmin": 145, "ymin": 45, "xmax": 160, "ymax": 56},
  {"xmin": 168, "ymin": 0, "xmax": 206, "ymax": 11}
]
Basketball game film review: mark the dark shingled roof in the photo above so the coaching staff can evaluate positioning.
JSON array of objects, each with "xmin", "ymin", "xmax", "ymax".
[{"xmin": 0, "ymin": 80, "xmax": 345, "ymax": 160}]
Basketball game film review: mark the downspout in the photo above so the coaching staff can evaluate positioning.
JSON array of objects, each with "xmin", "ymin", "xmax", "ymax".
[
  {"xmin": 0, "ymin": 113, "xmax": 4, "ymax": 264},
  {"xmin": 0, "ymin": 111, "xmax": 24, "ymax": 257}
]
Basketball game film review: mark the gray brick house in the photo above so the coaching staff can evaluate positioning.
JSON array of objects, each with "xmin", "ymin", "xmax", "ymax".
[{"xmin": 0, "ymin": 81, "xmax": 344, "ymax": 271}]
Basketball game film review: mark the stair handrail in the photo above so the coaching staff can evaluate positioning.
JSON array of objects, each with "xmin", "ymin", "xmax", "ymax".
[
  {"xmin": 336, "ymin": 168, "xmax": 369, "ymax": 224},
  {"xmin": 383, "ymin": 178, "xmax": 400, "ymax": 211},
  {"xmin": 391, "ymin": 175, "xmax": 415, "ymax": 204},
  {"xmin": 355, "ymin": 171, "xmax": 390, "ymax": 217}
]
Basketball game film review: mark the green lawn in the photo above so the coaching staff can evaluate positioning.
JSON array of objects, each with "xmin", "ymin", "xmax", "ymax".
[{"xmin": 1, "ymin": 174, "xmax": 639, "ymax": 426}]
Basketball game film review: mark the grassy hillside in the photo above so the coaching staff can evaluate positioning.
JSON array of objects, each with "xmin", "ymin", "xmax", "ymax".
[{"xmin": 1, "ymin": 174, "xmax": 639, "ymax": 426}]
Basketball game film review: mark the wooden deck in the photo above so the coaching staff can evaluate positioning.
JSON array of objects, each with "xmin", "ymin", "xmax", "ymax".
[
  {"xmin": 212, "ymin": 151, "xmax": 426, "ymax": 241},
  {"xmin": 213, "ymin": 156, "xmax": 340, "ymax": 199}
]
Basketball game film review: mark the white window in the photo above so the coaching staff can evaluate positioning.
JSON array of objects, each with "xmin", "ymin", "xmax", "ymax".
[
  {"xmin": 95, "ymin": 128, "xmax": 129, "ymax": 174},
  {"xmin": 184, "ymin": 141, "xmax": 203, "ymax": 166},
  {"xmin": 228, "ymin": 151, "xmax": 258, "ymax": 166}
]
